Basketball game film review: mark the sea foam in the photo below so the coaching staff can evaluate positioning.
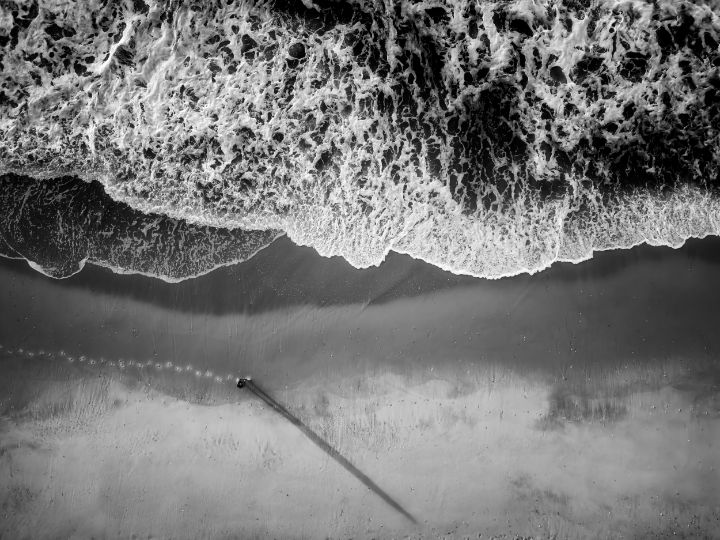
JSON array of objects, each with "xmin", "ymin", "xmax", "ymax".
[{"xmin": 1, "ymin": 0, "xmax": 719, "ymax": 278}]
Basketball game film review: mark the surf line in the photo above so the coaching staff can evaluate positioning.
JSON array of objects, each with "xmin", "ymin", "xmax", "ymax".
[{"xmin": 236, "ymin": 377, "xmax": 418, "ymax": 525}]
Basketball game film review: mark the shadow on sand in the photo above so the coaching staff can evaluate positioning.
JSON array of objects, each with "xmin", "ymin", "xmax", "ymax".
[{"xmin": 237, "ymin": 378, "xmax": 418, "ymax": 524}]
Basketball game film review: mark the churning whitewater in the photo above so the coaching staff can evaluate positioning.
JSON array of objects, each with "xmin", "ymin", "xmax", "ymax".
[{"xmin": 1, "ymin": 0, "xmax": 719, "ymax": 279}]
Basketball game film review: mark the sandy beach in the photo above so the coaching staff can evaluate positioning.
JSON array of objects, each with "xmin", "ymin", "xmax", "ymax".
[
  {"xmin": 3, "ymin": 0, "xmax": 720, "ymax": 537},
  {"xmin": 1, "ymin": 238, "xmax": 719, "ymax": 538}
]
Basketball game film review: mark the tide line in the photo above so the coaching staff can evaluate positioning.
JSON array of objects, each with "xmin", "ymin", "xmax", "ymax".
[{"xmin": 0, "ymin": 343, "xmax": 239, "ymax": 386}]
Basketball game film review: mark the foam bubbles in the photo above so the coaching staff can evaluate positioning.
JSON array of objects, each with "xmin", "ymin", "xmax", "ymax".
[
  {"xmin": 1, "ymin": 1, "xmax": 719, "ymax": 278},
  {"xmin": 1, "ymin": 343, "xmax": 239, "ymax": 388}
]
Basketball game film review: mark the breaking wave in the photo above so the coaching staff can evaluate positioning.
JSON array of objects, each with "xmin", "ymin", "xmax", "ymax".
[
  {"xmin": 0, "ymin": 174, "xmax": 280, "ymax": 280},
  {"xmin": 1, "ymin": 0, "xmax": 720, "ymax": 278}
]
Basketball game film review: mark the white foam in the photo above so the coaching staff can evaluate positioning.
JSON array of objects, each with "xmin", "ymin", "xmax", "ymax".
[{"xmin": 1, "ymin": 0, "xmax": 718, "ymax": 278}]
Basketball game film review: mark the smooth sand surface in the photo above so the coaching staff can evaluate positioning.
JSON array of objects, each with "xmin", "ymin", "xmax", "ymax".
[{"xmin": 1, "ymin": 239, "xmax": 719, "ymax": 538}]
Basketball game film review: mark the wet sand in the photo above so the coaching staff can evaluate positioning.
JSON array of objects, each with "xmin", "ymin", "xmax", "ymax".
[{"xmin": 1, "ymin": 239, "xmax": 719, "ymax": 538}]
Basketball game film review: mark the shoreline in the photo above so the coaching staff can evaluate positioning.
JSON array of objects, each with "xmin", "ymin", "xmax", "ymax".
[
  {"xmin": 2, "ymin": 234, "xmax": 720, "ymax": 388},
  {"xmin": 3, "ymin": 232, "xmax": 720, "ymax": 314}
]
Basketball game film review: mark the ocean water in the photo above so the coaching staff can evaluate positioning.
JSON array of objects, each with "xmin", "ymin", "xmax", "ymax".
[{"xmin": 2, "ymin": 0, "xmax": 720, "ymax": 278}]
